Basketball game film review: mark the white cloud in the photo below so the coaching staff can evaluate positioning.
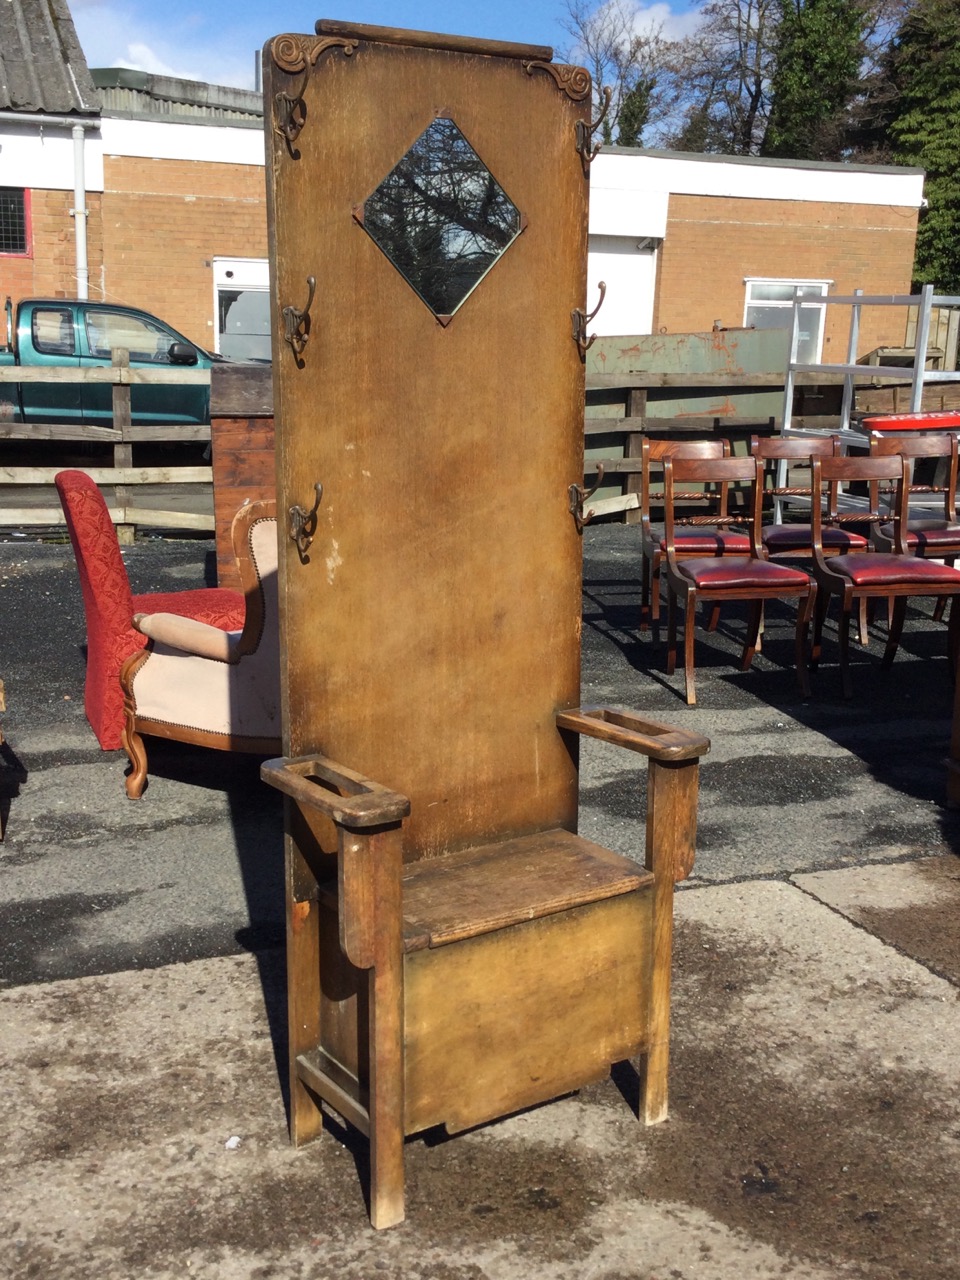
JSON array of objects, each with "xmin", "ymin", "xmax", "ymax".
[{"xmin": 72, "ymin": 4, "xmax": 258, "ymax": 88}]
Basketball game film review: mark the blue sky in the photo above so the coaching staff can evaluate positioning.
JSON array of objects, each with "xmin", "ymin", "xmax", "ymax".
[{"xmin": 70, "ymin": 1, "xmax": 701, "ymax": 90}]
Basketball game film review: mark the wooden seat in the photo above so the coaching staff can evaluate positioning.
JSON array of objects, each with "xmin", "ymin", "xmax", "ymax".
[
  {"xmin": 662, "ymin": 455, "xmax": 817, "ymax": 705},
  {"xmin": 809, "ymin": 454, "xmax": 960, "ymax": 697},
  {"xmin": 639, "ymin": 437, "xmax": 748, "ymax": 632},
  {"xmin": 261, "ymin": 22, "xmax": 710, "ymax": 1229}
]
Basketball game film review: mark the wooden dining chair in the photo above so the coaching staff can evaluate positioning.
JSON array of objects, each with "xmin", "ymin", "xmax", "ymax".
[
  {"xmin": 662, "ymin": 454, "xmax": 817, "ymax": 706},
  {"xmin": 639, "ymin": 437, "xmax": 749, "ymax": 633},
  {"xmin": 809, "ymin": 454, "xmax": 960, "ymax": 697},
  {"xmin": 868, "ymin": 429, "xmax": 960, "ymax": 563},
  {"xmin": 749, "ymin": 433, "xmax": 870, "ymax": 560},
  {"xmin": 751, "ymin": 433, "xmax": 870, "ymax": 645}
]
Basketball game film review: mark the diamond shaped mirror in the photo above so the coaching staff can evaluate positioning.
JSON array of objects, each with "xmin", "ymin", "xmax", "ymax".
[{"xmin": 356, "ymin": 118, "xmax": 524, "ymax": 322}]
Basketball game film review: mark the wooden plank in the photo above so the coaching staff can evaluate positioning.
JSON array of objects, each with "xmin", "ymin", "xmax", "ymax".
[
  {"xmin": 0, "ymin": 504, "xmax": 214, "ymax": 530},
  {"xmin": 0, "ymin": 466, "xmax": 212, "ymax": 484},
  {"xmin": 212, "ymin": 415, "xmax": 276, "ymax": 590},
  {"xmin": 211, "ymin": 363, "xmax": 273, "ymax": 417},
  {"xmin": 0, "ymin": 421, "xmax": 211, "ymax": 441},
  {"xmin": 584, "ymin": 415, "xmax": 777, "ymax": 435},
  {"xmin": 113, "ymin": 506, "xmax": 214, "ymax": 530},
  {"xmin": 0, "ymin": 422, "xmax": 120, "ymax": 441},
  {"xmin": 583, "ymin": 492, "xmax": 640, "ymax": 519},
  {"xmin": 0, "ymin": 365, "xmax": 209, "ymax": 385}
]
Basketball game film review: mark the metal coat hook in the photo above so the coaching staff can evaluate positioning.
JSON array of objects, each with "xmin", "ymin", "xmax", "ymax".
[
  {"xmin": 289, "ymin": 482, "xmax": 324, "ymax": 563},
  {"xmin": 568, "ymin": 465, "xmax": 605, "ymax": 531},
  {"xmin": 282, "ymin": 276, "xmax": 316, "ymax": 367},
  {"xmin": 575, "ymin": 86, "xmax": 612, "ymax": 172},
  {"xmin": 572, "ymin": 281, "xmax": 606, "ymax": 358}
]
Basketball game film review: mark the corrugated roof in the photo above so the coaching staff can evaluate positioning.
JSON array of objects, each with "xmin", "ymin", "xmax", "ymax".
[{"xmin": 0, "ymin": 0, "xmax": 99, "ymax": 116}]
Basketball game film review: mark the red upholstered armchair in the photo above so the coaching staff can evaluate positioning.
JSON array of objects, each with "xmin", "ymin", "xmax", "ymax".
[{"xmin": 55, "ymin": 470, "xmax": 245, "ymax": 750}]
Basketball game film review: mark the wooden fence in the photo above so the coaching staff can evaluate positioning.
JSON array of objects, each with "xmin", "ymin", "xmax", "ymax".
[{"xmin": 0, "ymin": 352, "xmax": 213, "ymax": 536}]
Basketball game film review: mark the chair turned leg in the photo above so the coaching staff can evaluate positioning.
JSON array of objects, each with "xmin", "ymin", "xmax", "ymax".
[
  {"xmin": 650, "ymin": 552, "xmax": 663, "ymax": 625},
  {"xmin": 795, "ymin": 585, "xmax": 815, "ymax": 698},
  {"xmin": 858, "ymin": 599, "xmax": 870, "ymax": 645},
  {"xmin": 740, "ymin": 600, "xmax": 763, "ymax": 672},
  {"xmin": 838, "ymin": 605, "xmax": 854, "ymax": 699},
  {"xmin": 880, "ymin": 597, "xmax": 907, "ymax": 670},
  {"xmin": 121, "ymin": 716, "xmax": 148, "ymax": 799},
  {"xmin": 810, "ymin": 588, "xmax": 828, "ymax": 670}
]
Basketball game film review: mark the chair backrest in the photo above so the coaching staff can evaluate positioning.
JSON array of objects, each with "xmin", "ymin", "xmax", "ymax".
[
  {"xmin": 810, "ymin": 454, "xmax": 907, "ymax": 558},
  {"xmin": 640, "ymin": 437, "xmax": 730, "ymax": 528},
  {"xmin": 868, "ymin": 431, "xmax": 959, "ymax": 522},
  {"xmin": 55, "ymin": 469, "xmax": 134, "ymax": 636},
  {"xmin": 231, "ymin": 499, "xmax": 279, "ymax": 660},
  {"xmin": 749, "ymin": 434, "xmax": 842, "ymax": 523},
  {"xmin": 661, "ymin": 455, "xmax": 762, "ymax": 556}
]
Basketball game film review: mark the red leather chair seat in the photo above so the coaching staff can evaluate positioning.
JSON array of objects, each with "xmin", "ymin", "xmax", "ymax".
[
  {"xmin": 877, "ymin": 520, "xmax": 960, "ymax": 552},
  {"xmin": 763, "ymin": 523, "xmax": 868, "ymax": 552},
  {"xmin": 676, "ymin": 556, "xmax": 812, "ymax": 590},
  {"xmin": 829, "ymin": 553, "xmax": 960, "ymax": 587},
  {"xmin": 659, "ymin": 531, "xmax": 751, "ymax": 554}
]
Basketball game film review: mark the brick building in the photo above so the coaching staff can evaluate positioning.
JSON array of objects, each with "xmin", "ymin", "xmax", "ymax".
[{"xmin": 1, "ymin": 0, "xmax": 926, "ymax": 361}]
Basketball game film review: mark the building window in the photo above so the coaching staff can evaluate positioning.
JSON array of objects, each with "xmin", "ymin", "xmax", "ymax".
[
  {"xmin": 0, "ymin": 188, "xmax": 28, "ymax": 255},
  {"xmin": 744, "ymin": 279, "xmax": 829, "ymax": 363}
]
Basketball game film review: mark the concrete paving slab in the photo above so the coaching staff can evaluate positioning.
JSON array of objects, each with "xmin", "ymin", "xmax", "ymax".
[
  {"xmin": 794, "ymin": 856, "xmax": 960, "ymax": 985},
  {"xmin": 3, "ymin": 879, "xmax": 959, "ymax": 1279}
]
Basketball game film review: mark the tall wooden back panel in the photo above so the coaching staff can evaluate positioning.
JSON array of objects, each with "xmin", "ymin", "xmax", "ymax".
[{"xmin": 265, "ymin": 23, "xmax": 588, "ymax": 859}]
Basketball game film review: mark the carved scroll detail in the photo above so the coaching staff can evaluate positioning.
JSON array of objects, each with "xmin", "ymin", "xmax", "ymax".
[
  {"xmin": 270, "ymin": 36, "xmax": 359, "ymax": 156},
  {"xmin": 271, "ymin": 34, "xmax": 358, "ymax": 75},
  {"xmin": 522, "ymin": 61, "xmax": 591, "ymax": 102}
]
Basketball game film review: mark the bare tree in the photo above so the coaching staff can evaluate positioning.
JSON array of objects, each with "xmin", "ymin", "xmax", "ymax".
[
  {"xmin": 559, "ymin": 0, "xmax": 677, "ymax": 146},
  {"xmin": 658, "ymin": 0, "xmax": 779, "ymax": 154}
]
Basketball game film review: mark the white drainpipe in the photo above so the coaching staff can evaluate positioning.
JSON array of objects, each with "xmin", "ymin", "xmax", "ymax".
[
  {"xmin": 9, "ymin": 113, "xmax": 98, "ymax": 299},
  {"xmin": 72, "ymin": 124, "xmax": 89, "ymax": 299}
]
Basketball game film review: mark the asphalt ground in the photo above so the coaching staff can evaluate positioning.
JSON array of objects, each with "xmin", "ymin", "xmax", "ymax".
[{"xmin": 2, "ymin": 525, "xmax": 960, "ymax": 1278}]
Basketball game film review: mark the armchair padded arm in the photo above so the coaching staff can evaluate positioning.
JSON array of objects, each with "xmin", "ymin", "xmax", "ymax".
[
  {"xmin": 557, "ymin": 706, "xmax": 710, "ymax": 762},
  {"xmin": 133, "ymin": 612, "xmax": 240, "ymax": 663},
  {"xmin": 261, "ymin": 754, "xmax": 411, "ymax": 828}
]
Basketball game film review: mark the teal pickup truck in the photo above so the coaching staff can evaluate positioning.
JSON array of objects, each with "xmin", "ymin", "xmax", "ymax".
[{"xmin": 0, "ymin": 297, "xmax": 221, "ymax": 426}]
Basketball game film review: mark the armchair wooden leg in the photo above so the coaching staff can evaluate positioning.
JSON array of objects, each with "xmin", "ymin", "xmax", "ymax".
[
  {"xmin": 366, "ymin": 826, "xmax": 406, "ymax": 1230},
  {"xmin": 286, "ymin": 821, "xmax": 324, "ymax": 1147},
  {"xmin": 121, "ymin": 715, "xmax": 148, "ymax": 800},
  {"xmin": 640, "ymin": 757, "xmax": 699, "ymax": 1125}
]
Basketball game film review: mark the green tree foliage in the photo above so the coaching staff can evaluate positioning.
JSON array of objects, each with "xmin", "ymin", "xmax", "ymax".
[
  {"xmin": 761, "ymin": 0, "xmax": 865, "ymax": 159},
  {"xmin": 887, "ymin": 0, "xmax": 960, "ymax": 290}
]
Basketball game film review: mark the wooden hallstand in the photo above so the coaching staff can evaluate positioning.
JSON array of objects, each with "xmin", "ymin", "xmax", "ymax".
[{"xmin": 261, "ymin": 19, "xmax": 709, "ymax": 1228}]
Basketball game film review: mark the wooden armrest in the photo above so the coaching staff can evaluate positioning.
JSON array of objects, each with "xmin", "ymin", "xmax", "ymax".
[
  {"xmin": 557, "ymin": 707, "xmax": 710, "ymax": 762},
  {"xmin": 261, "ymin": 754, "xmax": 410, "ymax": 828},
  {"xmin": 133, "ymin": 612, "xmax": 240, "ymax": 663}
]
